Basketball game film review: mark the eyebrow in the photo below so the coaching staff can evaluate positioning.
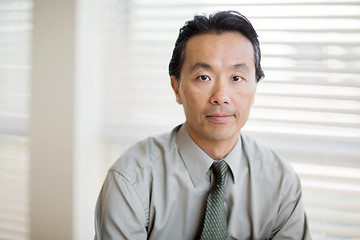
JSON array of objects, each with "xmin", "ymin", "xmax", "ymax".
[
  {"xmin": 232, "ymin": 63, "xmax": 250, "ymax": 72},
  {"xmin": 190, "ymin": 62, "xmax": 212, "ymax": 73},
  {"xmin": 190, "ymin": 62, "xmax": 250, "ymax": 73}
]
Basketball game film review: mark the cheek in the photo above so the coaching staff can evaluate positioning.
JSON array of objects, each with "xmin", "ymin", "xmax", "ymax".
[
  {"xmin": 181, "ymin": 86, "xmax": 199, "ymax": 104},
  {"xmin": 236, "ymin": 89, "xmax": 256, "ymax": 109},
  {"xmin": 180, "ymin": 87, "xmax": 204, "ymax": 113}
]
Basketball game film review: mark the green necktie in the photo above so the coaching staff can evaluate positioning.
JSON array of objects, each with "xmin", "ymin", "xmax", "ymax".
[{"xmin": 200, "ymin": 160, "xmax": 229, "ymax": 240}]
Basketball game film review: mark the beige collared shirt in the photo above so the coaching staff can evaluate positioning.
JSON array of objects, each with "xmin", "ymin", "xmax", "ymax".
[{"xmin": 95, "ymin": 124, "xmax": 311, "ymax": 239}]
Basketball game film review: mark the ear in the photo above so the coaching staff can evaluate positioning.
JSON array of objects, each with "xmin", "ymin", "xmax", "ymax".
[{"xmin": 170, "ymin": 76, "xmax": 182, "ymax": 104}]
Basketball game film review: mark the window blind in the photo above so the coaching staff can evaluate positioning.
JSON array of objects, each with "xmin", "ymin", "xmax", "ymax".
[
  {"xmin": 99, "ymin": 0, "xmax": 360, "ymax": 239},
  {"xmin": 0, "ymin": 0, "xmax": 32, "ymax": 239}
]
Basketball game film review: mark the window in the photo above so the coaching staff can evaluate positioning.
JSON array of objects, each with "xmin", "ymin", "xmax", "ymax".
[
  {"xmin": 99, "ymin": 0, "xmax": 360, "ymax": 239},
  {"xmin": 0, "ymin": 0, "xmax": 32, "ymax": 239}
]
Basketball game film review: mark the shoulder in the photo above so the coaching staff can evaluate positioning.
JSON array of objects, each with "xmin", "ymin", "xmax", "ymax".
[
  {"xmin": 241, "ymin": 133, "xmax": 292, "ymax": 169},
  {"xmin": 109, "ymin": 125, "xmax": 180, "ymax": 182},
  {"xmin": 241, "ymin": 133, "xmax": 299, "ymax": 186}
]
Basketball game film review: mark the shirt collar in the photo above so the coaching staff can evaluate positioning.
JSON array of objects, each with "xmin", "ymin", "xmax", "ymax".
[
  {"xmin": 176, "ymin": 124, "xmax": 242, "ymax": 187},
  {"xmin": 222, "ymin": 134, "xmax": 242, "ymax": 184}
]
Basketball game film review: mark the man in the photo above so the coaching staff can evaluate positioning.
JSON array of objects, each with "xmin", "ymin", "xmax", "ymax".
[{"xmin": 95, "ymin": 11, "xmax": 311, "ymax": 239}]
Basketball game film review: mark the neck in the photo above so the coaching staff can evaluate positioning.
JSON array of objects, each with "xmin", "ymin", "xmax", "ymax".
[{"xmin": 186, "ymin": 125, "xmax": 239, "ymax": 160}]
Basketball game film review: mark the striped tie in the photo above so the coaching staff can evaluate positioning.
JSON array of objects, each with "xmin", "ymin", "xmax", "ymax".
[{"xmin": 200, "ymin": 160, "xmax": 229, "ymax": 240}]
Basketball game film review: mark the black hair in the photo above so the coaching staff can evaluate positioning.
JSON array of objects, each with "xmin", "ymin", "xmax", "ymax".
[{"xmin": 168, "ymin": 10, "xmax": 264, "ymax": 82}]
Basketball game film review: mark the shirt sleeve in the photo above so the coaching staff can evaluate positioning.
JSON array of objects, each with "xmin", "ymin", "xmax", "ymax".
[
  {"xmin": 271, "ymin": 174, "xmax": 312, "ymax": 240},
  {"xmin": 94, "ymin": 170, "xmax": 148, "ymax": 240}
]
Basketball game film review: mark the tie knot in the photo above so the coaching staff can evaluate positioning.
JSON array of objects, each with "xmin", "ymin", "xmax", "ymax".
[{"xmin": 212, "ymin": 161, "xmax": 228, "ymax": 186}]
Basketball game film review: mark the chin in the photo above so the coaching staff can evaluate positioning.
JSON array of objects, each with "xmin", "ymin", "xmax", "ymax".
[{"xmin": 204, "ymin": 127, "xmax": 240, "ymax": 142}]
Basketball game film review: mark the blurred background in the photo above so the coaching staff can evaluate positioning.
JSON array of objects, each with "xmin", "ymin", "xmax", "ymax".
[{"xmin": 1, "ymin": 0, "xmax": 360, "ymax": 239}]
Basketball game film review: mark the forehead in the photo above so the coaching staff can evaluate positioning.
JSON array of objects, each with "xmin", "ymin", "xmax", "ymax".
[{"xmin": 183, "ymin": 32, "xmax": 255, "ymax": 70}]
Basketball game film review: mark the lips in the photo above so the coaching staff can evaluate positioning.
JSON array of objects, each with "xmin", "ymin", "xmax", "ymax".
[
  {"xmin": 206, "ymin": 113, "xmax": 235, "ymax": 123},
  {"xmin": 207, "ymin": 113, "xmax": 233, "ymax": 118}
]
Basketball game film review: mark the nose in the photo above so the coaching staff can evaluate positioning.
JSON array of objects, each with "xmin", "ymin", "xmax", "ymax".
[{"xmin": 209, "ymin": 81, "xmax": 231, "ymax": 105}]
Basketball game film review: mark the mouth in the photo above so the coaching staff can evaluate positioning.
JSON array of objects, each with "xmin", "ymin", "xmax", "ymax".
[{"xmin": 206, "ymin": 113, "xmax": 235, "ymax": 123}]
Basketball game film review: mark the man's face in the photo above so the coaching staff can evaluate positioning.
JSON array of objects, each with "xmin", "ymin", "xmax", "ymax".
[{"xmin": 171, "ymin": 32, "xmax": 257, "ymax": 146}]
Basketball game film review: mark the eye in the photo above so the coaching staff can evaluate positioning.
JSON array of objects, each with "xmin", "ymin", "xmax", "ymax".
[
  {"xmin": 198, "ymin": 75, "xmax": 211, "ymax": 81},
  {"xmin": 232, "ymin": 76, "xmax": 245, "ymax": 82}
]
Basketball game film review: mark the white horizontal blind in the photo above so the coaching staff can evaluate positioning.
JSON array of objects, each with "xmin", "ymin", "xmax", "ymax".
[
  {"xmin": 100, "ymin": 0, "xmax": 360, "ymax": 239},
  {"xmin": 0, "ymin": 0, "xmax": 32, "ymax": 239}
]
